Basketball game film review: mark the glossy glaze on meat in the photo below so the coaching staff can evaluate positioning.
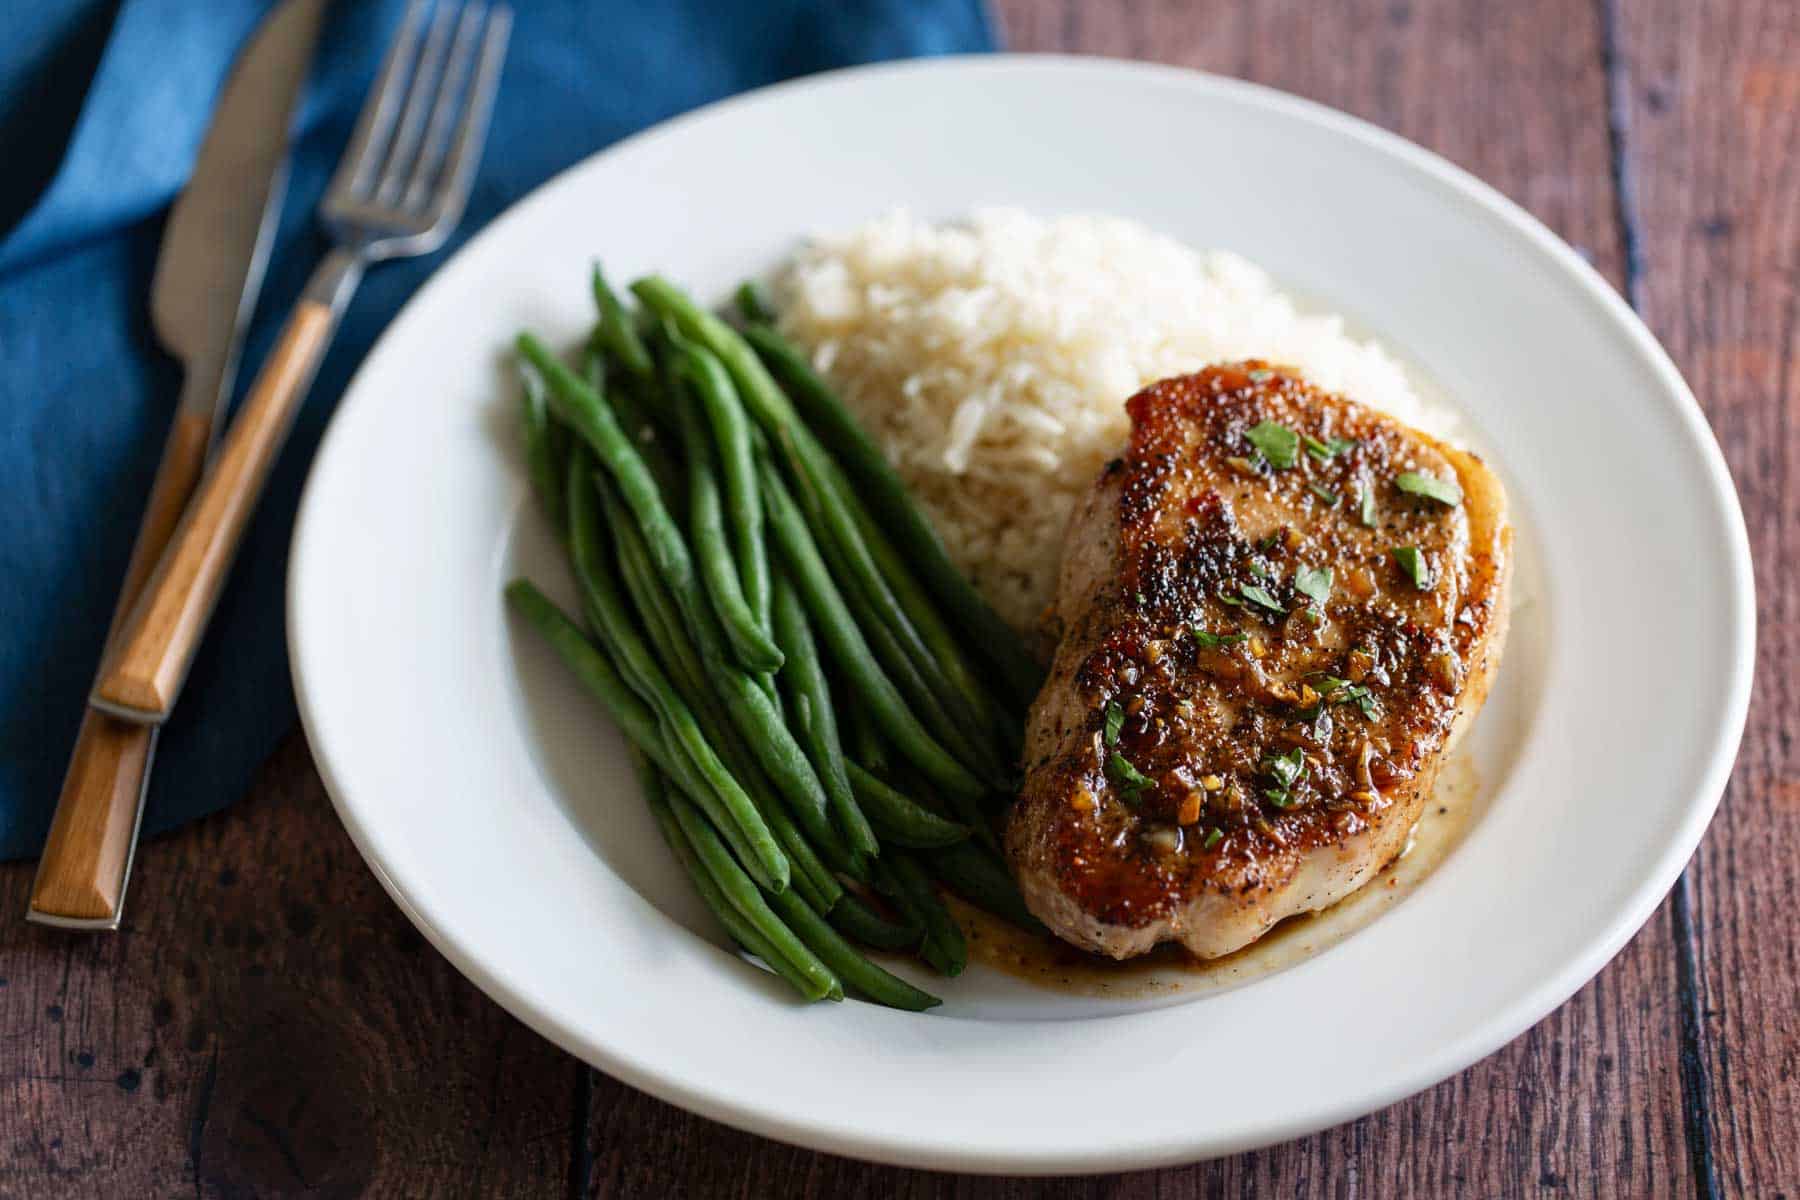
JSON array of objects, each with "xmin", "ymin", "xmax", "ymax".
[{"xmin": 1006, "ymin": 362, "xmax": 1511, "ymax": 959}]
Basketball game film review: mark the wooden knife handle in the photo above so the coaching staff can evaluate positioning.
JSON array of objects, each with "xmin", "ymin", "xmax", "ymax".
[
  {"xmin": 29, "ymin": 407, "xmax": 214, "ymax": 925},
  {"xmin": 92, "ymin": 299, "xmax": 336, "ymax": 723}
]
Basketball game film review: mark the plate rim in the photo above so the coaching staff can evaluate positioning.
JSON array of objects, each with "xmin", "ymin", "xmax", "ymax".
[{"xmin": 288, "ymin": 53, "xmax": 1755, "ymax": 1173}]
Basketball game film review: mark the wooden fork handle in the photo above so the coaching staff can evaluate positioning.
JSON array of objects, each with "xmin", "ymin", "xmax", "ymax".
[
  {"xmin": 28, "ymin": 407, "xmax": 213, "ymax": 926},
  {"xmin": 91, "ymin": 299, "xmax": 338, "ymax": 724}
]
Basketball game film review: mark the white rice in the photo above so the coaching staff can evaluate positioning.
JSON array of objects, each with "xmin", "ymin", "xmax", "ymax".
[{"xmin": 775, "ymin": 208, "xmax": 1447, "ymax": 638}]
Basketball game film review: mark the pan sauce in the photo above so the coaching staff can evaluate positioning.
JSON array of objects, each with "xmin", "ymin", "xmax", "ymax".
[{"xmin": 958, "ymin": 751, "xmax": 1478, "ymax": 998}]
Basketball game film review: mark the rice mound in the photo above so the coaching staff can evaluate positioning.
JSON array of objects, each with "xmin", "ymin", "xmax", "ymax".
[{"xmin": 775, "ymin": 208, "xmax": 1441, "ymax": 639}]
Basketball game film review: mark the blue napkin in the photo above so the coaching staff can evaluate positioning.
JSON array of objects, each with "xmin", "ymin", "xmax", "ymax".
[{"xmin": 0, "ymin": 0, "xmax": 996, "ymax": 860}]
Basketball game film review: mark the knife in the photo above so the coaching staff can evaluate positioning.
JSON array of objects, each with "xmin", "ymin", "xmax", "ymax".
[{"xmin": 27, "ymin": 0, "xmax": 329, "ymax": 931}]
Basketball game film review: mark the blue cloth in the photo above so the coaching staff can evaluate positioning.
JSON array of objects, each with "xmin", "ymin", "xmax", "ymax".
[{"xmin": 0, "ymin": 0, "xmax": 995, "ymax": 859}]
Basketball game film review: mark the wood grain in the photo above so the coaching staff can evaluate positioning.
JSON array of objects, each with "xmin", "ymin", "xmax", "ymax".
[
  {"xmin": 1614, "ymin": 0, "xmax": 1800, "ymax": 1194},
  {"xmin": 93, "ymin": 301, "xmax": 336, "ymax": 723},
  {"xmin": 0, "ymin": 735, "xmax": 575, "ymax": 1198},
  {"xmin": 31, "ymin": 406, "xmax": 214, "ymax": 924}
]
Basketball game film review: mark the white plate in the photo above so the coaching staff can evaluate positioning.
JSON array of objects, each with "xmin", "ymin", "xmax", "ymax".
[{"xmin": 288, "ymin": 57, "xmax": 1753, "ymax": 1172}]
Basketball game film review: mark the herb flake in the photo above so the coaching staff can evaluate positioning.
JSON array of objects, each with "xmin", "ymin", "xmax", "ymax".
[
  {"xmin": 1244, "ymin": 421, "xmax": 1300, "ymax": 469},
  {"xmin": 1359, "ymin": 482, "xmax": 1377, "ymax": 527},
  {"xmin": 1392, "ymin": 545, "xmax": 1432, "ymax": 588},
  {"xmin": 1395, "ymin": 470, "xmax": 1463, "ymax": 506},
  {"xmin": 1308, "ymin": 483, "xmax": 1340, "ymax": 505},
  {"xmin": 1260, "ymin": 746, "xmax": 1309, "ymax": 808},
  {"xmin": 1294, "ymin": 565, "xmax": 1333, "ymax": 608},
  {"xmin": 1106, "ymin": 753, "xmax": 1154, "ymax": 797},
  {"xmin": 1239, "ymin": 583, "xmax": 1286, "ymax": 614},
  {"xmin": 1304, "ymin": 435, "xmax": 1357, "ymax": 461},
  {"xmin": 1314, "ymin": 674, "xmax": 1381, "ymax": 720},
  {"xmin": 1193, "ymin": 629, "xmax": 1248, "ymax": 650},
  {"xmin": 1202, "ymin": 827, "xmax": 1224, "ymax": 850},
  {"xmin": 1103, "ymin": 701, "xmax": 1125, "ymax": 747}
]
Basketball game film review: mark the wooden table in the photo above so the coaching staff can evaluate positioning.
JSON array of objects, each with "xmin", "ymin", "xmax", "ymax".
[{"xmin": 3, "ymin": 1, "xmax": 1792, "ymax": 1195}]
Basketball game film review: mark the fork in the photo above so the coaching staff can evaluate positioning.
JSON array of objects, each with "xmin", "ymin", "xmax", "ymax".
[{"xmin": 91, "ymin": 0, "xmax": 511, "ymax": 724}]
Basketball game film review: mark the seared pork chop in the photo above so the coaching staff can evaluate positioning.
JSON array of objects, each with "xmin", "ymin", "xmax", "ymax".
[{"xmin": 1007, "ymin": 362, "xmax": 1510, "ymax": 959}]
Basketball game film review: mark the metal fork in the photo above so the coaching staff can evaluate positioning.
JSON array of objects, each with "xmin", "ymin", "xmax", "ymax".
[{"xmin": 91, "ymin": 0, "xmax": 512, "ymax": 724}]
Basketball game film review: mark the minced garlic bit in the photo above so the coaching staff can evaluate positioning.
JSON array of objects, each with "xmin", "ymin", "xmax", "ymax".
[
  {"xmin": 1249, "ymin": 636, "xmax": 1267, "ymax": 658},
  {"xmin": 1070, "ymin": 787, "xmax": 1097, "ymax": 812},
  {"xmin": 1201, "ymin": 774, "xmax": 1225, "ymax": 791}
]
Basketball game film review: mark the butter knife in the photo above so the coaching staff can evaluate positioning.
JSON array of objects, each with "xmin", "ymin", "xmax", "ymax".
[{"xmin": 28, "ymin": 0, "xmax": 329, "ymax": 930}]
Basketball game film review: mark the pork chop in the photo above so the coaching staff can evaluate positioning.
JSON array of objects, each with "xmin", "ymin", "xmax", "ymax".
[{"xmin": 1006, "ymin": 361, "xmax": 1511, "ymax": 959}]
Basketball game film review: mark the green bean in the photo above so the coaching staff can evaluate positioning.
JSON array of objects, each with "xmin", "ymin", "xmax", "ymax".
[
  {"xmin": 758, "ymin": 457, "xmax": 986, "ymax": 801},
  {"xmin": 875, "ymin": 854, "xmax": 966, "ymax": 978},
  {"xmin": 828, "ymin": 889, "xmax": 923, "ymax": 953},
  {"xmin": 518, "ymin": 332, "xmax": 697, "ymax": 610},
  {"xmin": 770, "ymin": 573, "xmax": 879, "ymax": 861},
  {"xmin": 592, "ymin": 264, "xmax": 654, "ymax": 378},
  {"xmin": 809, "ymin": 509, "xmax": 1007, "ymax": 789},
  {"xmin": 504, "ymin": 580, "xmax": 671, "ymax": 775},
  {"xmin": 598, "ymin": 479, "xmax": 847, "ymax": 904},
  {"xmin": 670, "ymin": 375, "xmax": 782, "ymax": 673},
  {"xmin": 740, "ymin": 319, "xmax": 1042, "ymax": 705},
  {"xmin": 764, "ymin": 883, "xmax": 940, "ymax": 1011},
  {"xmin": 878, "ymin": 739, "xmax": 1001, "ymax": 857},
  {"xmin": 549, "ymin": 402, "xmax": 837, "ymax": 871},
  {"xmin": 848, "ymin": 499, "xmax": 1021, "ymax": 757},
  {"xmin": 566, "ymin": 459, "xmax": 789, "ymax": 891},
  {"xmin": 669, "ymin": 794, "xmax": 840, "ymax": 998},
  {"xmin": 843, "ymin": 702, "xmax": 889, "ymax": 777},
  {"xmin": 845, "ymin": 762, "xmax": 969, "ymax": 849},
  {"xmin": 585, "ymin": 343, "xmax": 682, "ymax": 507},
  {"xmin": 927, "ymin": 841, "xmax": 1044, "ymax": 934},
  {"xmin": 734, "ymin": 279, "xmax": 774, "ymax": 325},
  {"xmin": 676, "ymin": 342, "xmax": 771, "ymax": 638},
  {"xmin": 517, "ymin": 360, "xmax": 569, "ymax": 535},
  {"xmin": 787, "ymin": 442, "xmax": 992, "ymax": 744},
  {"xmin": 777, "ymin": 445, "xmax": 1009, "ymax": 788},
  {"xmin": 507, "ymin": 573, "xmax": 787, "ymax": 914},
  {"xmin": 637, "ymin": 753, "xmax": 839, "ymax": 1002}
]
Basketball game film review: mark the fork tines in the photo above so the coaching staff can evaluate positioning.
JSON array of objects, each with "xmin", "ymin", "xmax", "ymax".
[{"xmin": 325, "ymin": 0, "xmax": 511, "ymax": 252}]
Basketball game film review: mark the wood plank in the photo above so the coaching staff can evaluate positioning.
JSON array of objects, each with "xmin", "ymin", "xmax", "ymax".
[
  {"xmin": 577, "ymin": 2, "xmax": 1698, "ymax": 1190},
  {"xmin": 1615, "ymin": 1, "xmax": 1800, "ymax": 1195},
  {"xmin": 0, "ymin": 734, "xmax": 572, "ymax": 1199}
]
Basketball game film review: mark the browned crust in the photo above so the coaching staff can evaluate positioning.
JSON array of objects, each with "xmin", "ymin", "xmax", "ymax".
[{"xmin": 1008, "ymin": 362, "xmax": 1512, "ymax": 958}]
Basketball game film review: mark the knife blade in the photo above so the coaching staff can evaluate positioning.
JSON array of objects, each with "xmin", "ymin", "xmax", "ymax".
[{"xmin": 27, "ymin": 0, "xmax": 329, "ymax": 931}]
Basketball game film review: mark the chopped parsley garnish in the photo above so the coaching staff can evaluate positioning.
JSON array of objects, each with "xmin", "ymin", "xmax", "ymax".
[
  {"xmin": 1106, "ymin": 752, "xmax": 1154, "ymax": 797},
  {"xmin": 1134, "ymin": 591, "xmax": 1147, "ymax": 606},
  {"xmin": 1244, "ymin": 421, "xmax": 1300, "ymax": 469},
  {"xmin": 1239, "ymin": 583, "xmax": 1286, "ymax": 614},
  {"xmin": 1248, "ymin": 367, "xmax": 1274, "ymax": 382},
  {"xmin": 1246, "ymin": 559, "xmax": 1268, "ymax": 581},
  {"xmin": 1395, "ymin": 470, "xmax": 1463, "ymax": 506},
  {"xmin": 1294, "ymin": 565, "xmax": 1333, "ymax": 608},
  {"xmin": 1192, "ymin": 629, "xmax": 1248, "ymax": 650},
  {"xmin": 1261, "ymin": 747, "xmax": 1308, "ymax": 807},
  {"xmin": 1103, "ymin": 700, "xmax": 1125, "ymax": 746},
  {"xmin": 1202, "ymin": 827, "xmax": 1224, "ymax": 850},
  {"xmin": 1359, "ymin": 482, "xmax": 1377, "ymax": 527},
  {"xmin": 1314, "ymin": 674, "xmax": 1381, "ymax": 720},
  {"xmin": 1308, "ymin": 483, "xmax": 1340, "ymax": 505},
  {"xmin": 1265, "ymin": 747, "xmax": 1307, "ymax": 788},
  {"xmin": 1304, "ymin": 435, "xmax": 1357, "ymax": 461},
  {"xmin": 1392, "ymin": 545, "xmax": 1432, "ymax": 588}
]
